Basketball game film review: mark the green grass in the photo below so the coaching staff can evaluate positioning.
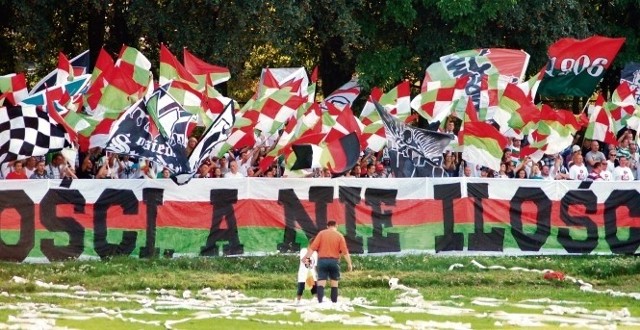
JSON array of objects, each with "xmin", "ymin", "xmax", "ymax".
[{"xmin": 0, "ymin": 255, "xmax": 638, "ymax": 329}]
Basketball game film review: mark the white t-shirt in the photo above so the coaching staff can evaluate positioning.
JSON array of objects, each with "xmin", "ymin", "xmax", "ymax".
[
  {"xmin": 600, "ymin": 170, "xmax": 612, "ymax": 181},
  {"xmin": 569, "ymin": 164, "xmax": 588, "ymax": 180},
  {"xmin": 297, "ymin": 248, "xmax": 318, "ymax": 283},
  {"xmin": 613, "ymin": 166, "xmax": 634, "ymax": 181},
  {"xmin": 224, "ymin": 171, "xmax": 244, "ymax": 178}
]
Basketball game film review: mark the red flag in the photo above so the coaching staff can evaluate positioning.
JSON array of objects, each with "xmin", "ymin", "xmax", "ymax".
[{"xmin": 539, "ymin": 36, "xmax": 625, "ymax": 97}]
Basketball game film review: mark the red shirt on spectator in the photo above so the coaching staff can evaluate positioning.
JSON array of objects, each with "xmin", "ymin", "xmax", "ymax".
[{"xmin": 6, "ymin": 171, "xmax": 28, "ymax": 179}]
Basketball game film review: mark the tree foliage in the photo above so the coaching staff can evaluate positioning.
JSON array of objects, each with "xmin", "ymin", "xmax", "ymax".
[{"xmin": 0, "ymin": 0, "xmax": 638, "ymax": 106}]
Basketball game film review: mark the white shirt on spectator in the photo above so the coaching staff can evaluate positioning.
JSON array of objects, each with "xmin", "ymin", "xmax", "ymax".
[
  {"xmin": 613, "ymin": 166, "xmax": 634, "ymax": 181},
  {"xmin": 569, "ymin": 164, "xmax": 588, "ymax": 180},
  {"xmin": 600, "ymin": 170, "xmax": 612, "ymax": 181},
  {"xmin": 224, "ymin": 171, "xmax": 244, "ymax": 178}
]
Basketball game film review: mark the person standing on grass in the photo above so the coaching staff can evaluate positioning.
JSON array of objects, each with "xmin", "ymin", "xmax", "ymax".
[
  {"xmin": 296, "ymin": 238, "xmax": 318, "ymax": 303},
  {"xmin": 302, "ymin": 221, "xmax": 353, "ymax": 303}
]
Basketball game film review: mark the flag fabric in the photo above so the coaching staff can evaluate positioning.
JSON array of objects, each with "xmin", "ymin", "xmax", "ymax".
[
  {"xmin": 321, "ymin": 79, "xmax": 361, "ymax": 110},
  {"xmin": 115, "ymin": 45, "xmax": 152, "ymax": 89},
  {"xmin": 538, "ymin": 36, "xmax": 625, "ymax": 97},
  {"xmin": 30, "ymin": 50, "xmax": 90, "ymax": 95},
  {"xmin": 104, "ymin": 98, "xmax": 190, "ymax": 174},
  {"xmin": 422, "ymin": 48, "xmax": 530, "ymax": 113},
  {"xmin": 0, "ymin": 73, "xmax": 29, "ymax": 106},
  {"xmin": 260, "ymin": 103, "xmax": 323, "ymax": 172},
  {"xmin": 375, "ymin": 101, "xmax": 453, "ymax": 177},
  {"xmin": 360, "ymin": 82, "xmax": 412, "ymax": 152},
  {"xmin": 460, "ymin": 121, "xmax": 508, "ymax": 172},
  {"xmin": 159, "ymin": 44, "xmax": 198, "ymax": 87},
  {"xmin": 499, "ymin": 82, "xmax": 540, "ymax": 136},
  {"xmin": 188, "ymin": 101, "xmax": 235, "ymax": 171},
  {"xmin": 478, "ymin": 74, "xmax": 512, "ymax": 121},
  {"xmin": 93, "ymin": 67, "xmax": 144, "ymax": 120},
  {"xmin": 146, "ymin": 85, "xmax": 197, "ymax": 148},
  {"xmin": 620, "ymin": 62, "xmax": 640, "ymax": 104},
  {"xmin": 411, "ymin": 76, "xmax": 467, "ymax": 123},
  {"xmin": 423, "ymin": 48, "xmax": 529, "ymax": 86},
  {"xmin": 322, "ymin": 102, "xmax": 364, "ymax": 146},
  {"xmin": 257, "ymin": 67, "xmax": 308, "ymax": 99},
  {"xmin": 0, "ymin": 105, "xmax": 72, "ymax": 164},
  {"xmin": 517, "ymin": 67, "xmax": 545, "ymax": 101},
  {"xmin": 290, "ymin": 132, "xmax": 360, "ymax": 174},
  {"xmin": 605, "ymin": 81, "xmax": 638, "ymax": 133},
  {"xmin": 84, "ymin": 48, "xmax": 116, "ymax": 111},
  {"xmin": 183, "ymin": 48, "xmax": 231, "ymax": 89},
  {"xmin": 55, "ymin": 52, "xmax": 75, "ymax": 86},
  {"xmin": 536, "ymin": 104, "xmax": 580, "ymax": 155},
  {"xmin": 585, "ymin": 94, "xmax": 618, "ymax": 144}
]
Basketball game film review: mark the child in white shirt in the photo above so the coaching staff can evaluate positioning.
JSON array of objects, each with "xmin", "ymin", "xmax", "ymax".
[{"xmin": 296, "ymin": 243, "xmax": 318, "ymax": 303}]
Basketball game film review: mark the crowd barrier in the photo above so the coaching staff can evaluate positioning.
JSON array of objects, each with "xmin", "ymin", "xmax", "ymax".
[{"xmin": 0, "ymin": 177, "xmax": 638, "ymax": 262}]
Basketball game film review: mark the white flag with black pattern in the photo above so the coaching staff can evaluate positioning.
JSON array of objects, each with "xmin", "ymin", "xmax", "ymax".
[{"xmin": 0, "ymin": 105, "xmax": 72, "ymax": 164}]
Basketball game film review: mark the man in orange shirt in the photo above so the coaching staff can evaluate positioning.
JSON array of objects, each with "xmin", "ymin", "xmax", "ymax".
[{"xmin": 302, "ymin": 221, "xmax": 353, "ymax": 303}]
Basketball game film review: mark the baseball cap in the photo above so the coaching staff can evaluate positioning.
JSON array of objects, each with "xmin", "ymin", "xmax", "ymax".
[{"xmin": 572, "ymin": 145, "xmax": 581, "ymax": 153}]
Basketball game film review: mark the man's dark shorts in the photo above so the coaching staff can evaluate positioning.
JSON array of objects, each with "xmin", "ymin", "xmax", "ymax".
[{"xmin": 317, "ymin": 258, "xmax": 340, "ymax": 281}]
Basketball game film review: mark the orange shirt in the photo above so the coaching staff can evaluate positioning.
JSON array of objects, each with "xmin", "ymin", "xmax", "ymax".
[{"xmin": 309, "ymin": 228, "xmax": 349, "ymax": 259}]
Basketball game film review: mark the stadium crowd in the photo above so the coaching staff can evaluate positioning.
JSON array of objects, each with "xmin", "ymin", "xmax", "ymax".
[{"xmin": 1, "ymin": 124, "xmax": 638, "ymax": 181}]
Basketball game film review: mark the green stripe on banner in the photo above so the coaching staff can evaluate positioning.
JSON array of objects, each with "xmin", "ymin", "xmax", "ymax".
[{"xmin": 2, "ymin": 224, "xmax": 624, "ymax": 259}]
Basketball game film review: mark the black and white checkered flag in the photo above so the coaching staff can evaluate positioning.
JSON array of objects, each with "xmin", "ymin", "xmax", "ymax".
[{"xmin": 0, "ymin": 105, "xmax": 72, "ymax": 164}]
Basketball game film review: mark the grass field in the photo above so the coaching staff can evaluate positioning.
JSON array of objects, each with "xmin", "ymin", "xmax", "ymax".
[{"xmin": 0, "ymin": 255, "xmax": 639, "ymax": 329}]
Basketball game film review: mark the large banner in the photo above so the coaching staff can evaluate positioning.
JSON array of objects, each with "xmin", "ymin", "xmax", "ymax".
[{"xmin": 0, "ymin": 178, "xmax": 638, "ymax": 262}]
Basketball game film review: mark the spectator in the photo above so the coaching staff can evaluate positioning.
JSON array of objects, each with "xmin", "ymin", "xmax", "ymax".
[
  {"xmin": 587, "ymin": 161, "xmax": 604, "ymax": 181},
  {"xmin": 600, "ymin": 161, "xmax": 612, "ymax": 181},
  {"xmin": 350, "ymin": 165, "xmax": 362, "ymax": 177},
  {"xmin": 616, "ymin": 138, "xmax": 631, "ymax": 160},
  {"xmin": 24, "ymin": 157, "xmax": 37, "ymax": 178},
  {"xmin": 118, "ymin": 155, "xmax": 140, "ymax": 179},
  {"xmin": 30, "ymin": 160, "xmax": 51, "ymax": 179},
  {"xmin": 566, "ymin": 145, "xmax": 582, "ymax": 168},
  {"xmin": 160, "ymin": 168, "xmax": 172, "ymax": 179},
  {"xmin": 462, "ymin": 164, "xmax": 473, "ymax": 177},
  {"xmin": 629, "ymin": 142, "xmax": 639, "ymax": 179},
  {"xmin": 6, "ymin": 161, "xmax": 28, "ymax": 179},
  {"xmin": 496, "ymin": 163, "xmax": 509, "ymax": 178},
  {"xmin": 515, "ymin": 168, "xmax": 528, "ymax": 179},
  {"xmin": 584, "ymin": 140, "xmax": 606, "ymax": 173},
  {"xmin": 442, "ymin": 152, "xmax": 458, "ymax": 177},
  {"xmin": 47, "ymin": 153, "xmax": 66, "ymax": 179},
  {"xmin": 236, "ymin": 149, "xmax": 256, "ymax": 176},
  {"xmin": 212, "ymin": 167, "xmax": 223, "ymax": 178},
  {"xmin": 613, "ymin": 156, "xmax": 634, "ymax": 181},
  {"xmin": 224, "ymin": 160, "xmax": 244, "ymax": 178},
  {"xmin": 363, "ymin": 164, "xmax": 377, "ymax": 178},
  {"xmin": 605, "ymin": 149, "xmax": 617, "ymax": 172},
  {"xmin": 194, "ymin": 163, "xmax": 211, "ymax": 178},
  {"xmin": 550, "ymin": 153, "xmax": 569, "ymax": 180},
  {"xmin": 76, "ymin": 156, "xmax": 95, "ymax": 179},
  {"xmin": 218, "ymin": 155, "xmax": 230, "ymax": 175},
  {"xmin": 529, "ymin": 163, "xmax": 543, "ymax": 179},
  {"xmin": 186, "ymin": 137, "xmax": 198, "ymax": 155},
  {"xmin": 441, "ymin": 119, "xmax": 458, "ymax": 153},
  {"xmin": 569, "ymin": 154, "xmax": 588, "ymax": 180},
  {"xmin": 540, "ymin": 165, "xmax": 554, "ymax": 180}
]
